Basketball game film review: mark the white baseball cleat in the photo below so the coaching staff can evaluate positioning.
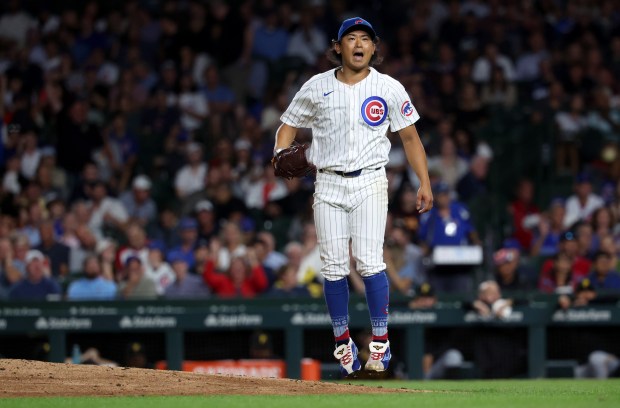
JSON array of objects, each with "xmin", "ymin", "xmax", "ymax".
[{"xmin": 365, "ymin": 340, "xmax": 391, "ymax": 372}]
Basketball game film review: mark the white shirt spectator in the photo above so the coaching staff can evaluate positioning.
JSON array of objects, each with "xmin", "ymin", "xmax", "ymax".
[
  {"xmin": 244, "ymin": 179, "xmax": 288, "ymax": 209},
  {"xmin": 472, "ymin": 55, "xmax": 516, "ymax": 83},
  {"xmin": 0, "ymin": 10, "xmax": 36, "ymax": 47},
  {"xmin": 88, "ymin": 198, "xmax": 129, "ymax": 238},
  {"xmin": 145, "ymin": 262, "xmax": 176, "ymax": 295},
  {"xmin": 174, "ymin": 163, "xmax": 207, "ymax": 198},
  {"xmin": 563, "ymin": 194, "xmax": 604, "ymax": 229},
  {"xmin": 297, "ymin": 245, "xmax": 323, "ymax": 284},
  {"xmin": 178, "ymin": 91, "xmax": 209, "ymax": 132},
  {"xmin": 287, "ymin": 26, "xmax": 327, "ymax": 66},
  {"xmin": 20, "ymin": 149, "xmax": 41, "ymax": 180}
]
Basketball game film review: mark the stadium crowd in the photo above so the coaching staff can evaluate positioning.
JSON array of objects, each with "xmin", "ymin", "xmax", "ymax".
[{"xmin": 1, "ymin": 0, "xmax": 620, "ymax": 304}]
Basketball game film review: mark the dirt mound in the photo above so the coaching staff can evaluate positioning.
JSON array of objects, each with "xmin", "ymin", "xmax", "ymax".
[{"xmin": 0, "ymin": 359, "xmax": 415, "ymax": 397}]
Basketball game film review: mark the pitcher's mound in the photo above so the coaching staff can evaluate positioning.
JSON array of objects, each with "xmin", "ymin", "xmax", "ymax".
[{"xmin": 0, "ymin": 359, "xmax": 417, "ymax": 397}]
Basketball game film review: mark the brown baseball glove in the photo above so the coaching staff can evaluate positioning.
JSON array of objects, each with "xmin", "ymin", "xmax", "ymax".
[{"xmin": 271, "ymin": 143, "xmax": 316, "ymax": 179}]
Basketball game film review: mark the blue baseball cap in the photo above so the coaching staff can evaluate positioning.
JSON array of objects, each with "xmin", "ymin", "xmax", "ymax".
[
  {"xmin": 167, "ymin": 250, "xmax": 188, "ymax": 264},
  {"xmin": 337, "ymin": 17, "xmax": 376, "ymax": 41},
  {"xmin": 433, "ymin": 181, "xmax": 451, "ymax": 194},
  {"xmin": 179, "ymin": 217, "xmax": 198, "ymax": 230}
]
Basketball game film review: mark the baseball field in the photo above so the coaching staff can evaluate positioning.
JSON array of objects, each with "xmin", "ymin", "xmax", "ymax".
[{"xmin": 1, "ymin": 359, "xmax": 619, "ymax": 408}]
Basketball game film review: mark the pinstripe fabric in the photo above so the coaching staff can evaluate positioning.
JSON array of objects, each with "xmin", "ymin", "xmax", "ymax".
[
  {"xmin": 314, "ymin": 168, "xmax": 388, "ymax": 280},
  {"xmin": 280, "ymin": 67, "xmax": 419, "ymax": 172}
]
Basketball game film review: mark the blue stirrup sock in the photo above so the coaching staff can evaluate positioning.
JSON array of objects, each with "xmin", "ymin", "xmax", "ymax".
[
  {"xmin": 363, "ymin": 271, "xmax": 389, "ymax": 341},
  {"xmin": 324, "ymin": 278, "xmax": 350, "ymax": 345}
]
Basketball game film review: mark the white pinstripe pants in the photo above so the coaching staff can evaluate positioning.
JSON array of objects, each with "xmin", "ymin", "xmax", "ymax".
[{"xmin": 313, "ymin": 168, "xmax": 388, "ymax": 281}]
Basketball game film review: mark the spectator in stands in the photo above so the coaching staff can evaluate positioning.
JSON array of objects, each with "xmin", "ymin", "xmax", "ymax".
[
  {"xmin": 177, "ymin": 74, "xmax": 209, "ymax": 134},
  {"xmin": 480, "ymin": 66, "xmax": 517, "ymax": 110},
  {"xmin": 9, "ymin": 249, "xmax": 60, "ymax": 300},
  {"xmin": 174, "ymin": 142, "xmax": 207, "ymax": 199},
  {"xmin": 296, "ymin": 222, "xmax": 323, "ymax": 297},
  {"xmin": 539, "ymin": 231, "xmax": 592, "ymax": 287},
  {"xmin": 590, "ymin": 206, "xmax": 615, "ymax": 251},
  {"xmin": 493, "ymin": 247, "xmax": 531, "ymax": 292},
  {"xmin": 17, "ymin": 201, "xmax": 43, "ymax": 248},
  {"xmin": 427, "ymin": 137, "xmax": 468, "ymax": 191},
  {"xmin": 586, "ymin": 251, "xmax": 620, "ymax": 290},
  {"xmin": 472, "ymin": 43, "xmax": 516, "ymax": 84},
  {"xmin": 145, "ymin": 242, "xmax": 174, "ymax": 296},
  {"xmin": 193, "ymin": 199, "xmax": 218, "ymax": 242},
  {"xmin": 268, "ymin": 264, "xmax": 311, "ymax": 297},
  {"xmin": 539, "ymin": 252, "xmax": 581, "ymax": 294},
  {"xmin": 508, "ymin": 179, "xmax": 540, "ymax": 252},
  {"xmin": 244, "ymin": 162, "xmax": 288, "ymax": 211},
  {"xmin": 118, "ymin": 256, "xmax": 158, "ymax": 300},
  {"xmin": 120, "ymin": 175, "xmax": 157, "ymax": 227},
  {"xmin": 390, "ymin": 187, "xmax": 423, "ymax": 239},
  {"xmin": 19, "ymin": 131, "xmax": 41, "ymax": 181},
  {"xmin": 575, "ymin": 221, "xmax": 596, "ymax": 260},
  {"xmin": 116, "ymin": 223, "xmax": 149, "ymax": 272},
  {"xmin": 202, "ymin": 240, "xmax": 267, "ymax": 298},
  {"xmin": 215, "ymin": 221, "xmax": 247, "ymax": 271},
  {"xmin": 0, "ymin": 236, "xmax": 23, "ymax": 291},
  {"xmin": 515, "ymin": 31, "xmax": 549, "ymax": 83},
  {"xmin": 530, "ymin": 198, "xmax": 566, "ymax": 257},
  {"xmin": 66, "ymin": 255, "xmax": 117, "ymax": 300},
  {"xmin": 256, "ymin": 231, "xmax": 287, "ymax": 273},
  {"xmin": 456, "ymin": 154, "xmax": 489, "ymax": 203},
  {"xmin": 166, "ymin": 217, "xmax": 199, "ymax": 270},
  {"xmin": 36, "ymin": 219, "xmax": 69, "ymax": 279},
  {"xmin": 87, "ymin": 180, "xmax": 129, "ymax": 239},
  {"xmin": 164, "ymin": 252, "xmax": 210, "ymax": 299},
  {"xmin": 103, "ymin": 113, "xmax": 138, "ymax": 191},
  {"xmin": 9, "ymin": 233, "xmax": 30, "ymax": 277},
  {"xmin": 384, "ymin": 223, "xmax": 425, "ymax": 296},
  {"xmin": 285, "ymin": 9, "xmax": 326, "ymax": 67},
  {"xmin": 586, "ymin": 89, "xmax": 620, "ymax": 142},
  {"xmin": 418, "ymin": 182, "xmax": 480, "ymax": 293},
  {"xmin": 563, "ymin": 173, "xmax": 604, "ymax": 229}
]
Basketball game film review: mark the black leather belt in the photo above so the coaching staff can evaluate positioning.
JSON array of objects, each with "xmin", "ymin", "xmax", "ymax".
[{"xmin": 318, "ymin": 168, "xmax": 380, "ymax": 178}]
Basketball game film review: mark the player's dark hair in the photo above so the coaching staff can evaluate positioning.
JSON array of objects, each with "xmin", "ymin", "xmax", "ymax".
[{"xmin": 326, "ymin": 37, "xmax": 383, "ymax": 67}]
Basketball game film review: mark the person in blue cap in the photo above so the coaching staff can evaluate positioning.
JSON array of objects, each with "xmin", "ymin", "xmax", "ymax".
[{"xmin": 273, "ymin": 16, "xmax": 433, "ymax": 377}]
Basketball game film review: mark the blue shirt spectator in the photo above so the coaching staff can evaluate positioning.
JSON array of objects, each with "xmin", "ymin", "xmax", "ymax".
[
  {"xmin": 166, "ymin": 217, "xmax": 199, "ymax": 269},
  {"xmin": 586, "ymin": 251, "xmax": 620, "ymax": 290},
  {"xmin": 67, "ymin": 255, "xmax": 117, "ymax": 300},
  {"xmin": 164, "ymin": 255, "xmax": 210, "ymax": 299},
  {"xmin": 418, "ymin": 183, "xmax": 477, "ymax": 248},
  {"xmin": 9, "ymin": 250, "xmax": 61, "ymax": 301}
]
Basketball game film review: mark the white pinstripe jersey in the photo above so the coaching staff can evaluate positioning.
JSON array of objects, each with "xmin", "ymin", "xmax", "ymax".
[{"xmin": 281, "ymin": 67, "xmax": 420, "ymax": 172}]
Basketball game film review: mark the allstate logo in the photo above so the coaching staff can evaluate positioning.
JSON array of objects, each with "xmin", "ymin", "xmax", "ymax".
[
  {"xmin": 401, "ymin": 101, "xmax": 413, "ymax": 116},
  {"xmin": 361, "ymin": 96, "xmax": 388, "ymax": 127}
]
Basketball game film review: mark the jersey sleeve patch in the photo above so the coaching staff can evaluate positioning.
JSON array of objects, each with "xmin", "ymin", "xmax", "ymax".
[{"xmin": 401, "ymin": 101, "xmax": 414, "ymax": 117}]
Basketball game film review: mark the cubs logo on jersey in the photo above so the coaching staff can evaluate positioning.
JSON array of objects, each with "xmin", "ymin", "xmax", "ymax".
[
  {"xmin": 361, "ymin": 96, "xmax": 388, "ymax": 126},
  {"xmin": 401, "ymin": 101, "xmax": 413, "ymax": 117}
]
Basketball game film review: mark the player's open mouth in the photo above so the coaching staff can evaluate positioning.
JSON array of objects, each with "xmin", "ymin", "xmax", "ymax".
[{"xmin": 353, "ymin": 52, "xmax": 364, "ymax": 61}]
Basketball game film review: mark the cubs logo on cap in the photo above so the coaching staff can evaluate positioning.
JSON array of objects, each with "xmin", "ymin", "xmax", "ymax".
[
  {"xmin": 401, "ymin": 101, "xmax": 413, "ymax": 117},
  {"xmin": 361, "ymin": 96, "xmax": 388, "ymax": 126},
  {"xmin": 337, "ymin": 17, "xmax": 377, "ymax": 41}
]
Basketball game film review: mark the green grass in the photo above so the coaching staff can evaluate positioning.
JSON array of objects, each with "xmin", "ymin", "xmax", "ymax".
[{"xmin": 2, "ymin": 379, "xmax": 619, "ymax": 408}]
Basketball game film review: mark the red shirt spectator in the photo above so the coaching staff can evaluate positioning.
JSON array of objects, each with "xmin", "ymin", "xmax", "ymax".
[
  {"xmin": 203, "ymin": 247, "xmax": 267, "ymax": 297},
  {"xmin": 539, "ymin": 232, "xmax": 591, "ymax": 288},
  {"xmin": 508, "ymin": 179, "xmax": 540, "ymax": 251}
]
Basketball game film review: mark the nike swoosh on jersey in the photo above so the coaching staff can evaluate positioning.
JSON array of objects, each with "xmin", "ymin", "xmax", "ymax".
[{"xmin": 323, "ymin": 91, "xmax": 334, "ymax": 96}]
